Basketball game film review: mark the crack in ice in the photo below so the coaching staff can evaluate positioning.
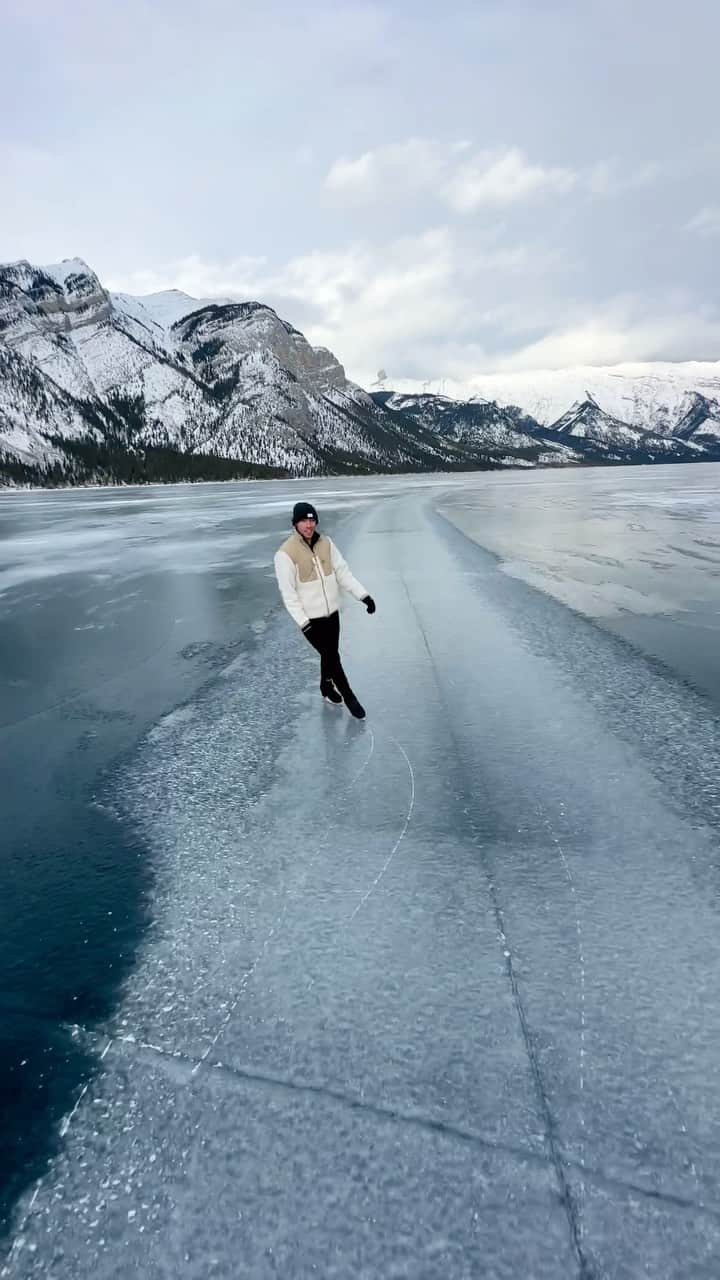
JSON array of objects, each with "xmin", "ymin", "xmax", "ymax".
[{"xmin": 538, "ymin": 803, "xmax": 588, "ymax": 1240}]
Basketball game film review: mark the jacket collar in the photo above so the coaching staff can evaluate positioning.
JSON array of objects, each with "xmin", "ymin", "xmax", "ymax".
[{"xmin": 293, "ymin": 528, "xmax": 320, "ymax": 550}]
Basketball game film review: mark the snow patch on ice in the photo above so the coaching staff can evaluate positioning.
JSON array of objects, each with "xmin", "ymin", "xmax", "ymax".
[{"xmin": 148, "ymin": 706, "xmax": 198, "ymax": 741}]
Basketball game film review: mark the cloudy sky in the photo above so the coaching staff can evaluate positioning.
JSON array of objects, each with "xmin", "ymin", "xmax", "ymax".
[{"xmin": 3, "ymin": 0, "xmax": 720, "ymax": 389}]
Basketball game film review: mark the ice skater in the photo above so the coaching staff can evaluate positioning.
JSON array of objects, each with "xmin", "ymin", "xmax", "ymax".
[{"xmin": 274, "ymin": 501, "xmax": 376, "ymax": 719}]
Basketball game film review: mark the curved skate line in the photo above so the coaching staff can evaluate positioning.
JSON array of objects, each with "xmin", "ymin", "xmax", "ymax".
[
  {"xmin": 348, "ymin": 736, "xmax": 415, "ymax": 922},
  {"xmin": 142, "ymin": 726, "xmax": 374, "ymax": 1024},
  {"xmin": 178, "ymin": 729, "xmax": 378, "ymax": 1011},
  {"xmin": 349, "ymin": 727, "xmax": 376, "ymax": 788},
  {"xmin": 191, "ymin": 727, "xmax": 377, "ymax": 1075},
  {"xmin": 123, "ymin": 726, "xmax": 375, "ymax": 1020}
]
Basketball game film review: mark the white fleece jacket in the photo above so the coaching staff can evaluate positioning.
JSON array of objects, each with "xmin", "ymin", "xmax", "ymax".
[{"xmin": 274, "ymin": 532, "xmax": 369, "ymax": 628}]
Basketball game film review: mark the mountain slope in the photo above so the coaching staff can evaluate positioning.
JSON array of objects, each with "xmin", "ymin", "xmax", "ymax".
[
  {"xmin": 388, "ymin": 364, "xmax": 720, "ymax": 434},
  {"xmin": 0, "ymin": 345, "xmax": 96, "ymax": 472},
  {"xmin": 547, "ymin": 393, "xmax": 705, "ymax": 462},
  {"xmin": 2, "ymin": 256, "xmax": 719, "ymax": 487},
  {"xmin": 373, "ymin": 391, "xmax": 583, "ymax": 467},
  {"xmin": 0, "ymin": 259, "xmax": 463, "ymax": 485},
  {"xmin": 673, "ymin": 392, "xmax": 720, "ymax": 442}
]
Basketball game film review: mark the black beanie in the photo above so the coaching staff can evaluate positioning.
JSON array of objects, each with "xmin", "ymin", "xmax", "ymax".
[{"xmin": 292, "ymin": 501, "xmax": 319, "ymax": 526}]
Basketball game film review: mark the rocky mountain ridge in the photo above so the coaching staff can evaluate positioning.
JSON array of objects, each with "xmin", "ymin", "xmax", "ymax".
[{"xmin": 1, "ymin": 258, "xmax": 719, "ymax": 486}]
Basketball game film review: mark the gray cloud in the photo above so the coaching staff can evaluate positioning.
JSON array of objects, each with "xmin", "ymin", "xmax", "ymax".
[
  {"xmin": 324, "ymin": 141, "xmax": 579, "ymax": 212},
  {"xmin": 3, "ymin": 0, "xmax": 720, "ymax": 389},
  {"xmin": 686, "ymin": 207, "xmax": 720, "ymax": 236}
]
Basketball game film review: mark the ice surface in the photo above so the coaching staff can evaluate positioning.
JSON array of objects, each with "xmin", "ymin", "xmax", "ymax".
[
  {"xmin": 4, "ymin": 473, "xmax": 720, "ymax": 1277},
  {"xmin": 0, "ymin": 475, "xmax": 464, "ymax": 596},
  {"xmin": 437, "ymin": 463, "xmax": 720, "ymax": 621}
]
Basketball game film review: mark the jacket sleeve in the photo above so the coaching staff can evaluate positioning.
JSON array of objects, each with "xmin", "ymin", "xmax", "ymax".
[
  {"xmin": 274, "ymin": 550, "xmax": 310, "ymax": 628},
  {"xmin": 329, "ymin": 539, "xmax": 369, "ymax": 602}
]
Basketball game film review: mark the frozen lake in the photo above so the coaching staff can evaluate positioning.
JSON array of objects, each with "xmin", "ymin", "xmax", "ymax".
[
  {"xmin": 1, "ymin": 463, "xmax": 720, "ymax": 1278},
  {"xmin": 437, "ymin": 463, "xmax": 720, "ymax": 707}
]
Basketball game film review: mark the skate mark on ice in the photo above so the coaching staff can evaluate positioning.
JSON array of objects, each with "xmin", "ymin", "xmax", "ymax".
[
  {"xmin": 665, "ymin": 1082, "xmax": 705, "ymax": 1211},
  {"xmin": 59, "ymin": 1035, "xmax": 114, "ymax": 1138},
  {"xmin": 137, "ymin": 733, "xmax": 378, "ymax": 1014},
  {"xmin": 348, "ymin": 727, "xmax": 376, "ymax": 788},
  {"xmin": 140, "ymin": 725, "xmax": 374, "ymax": 1071},
  {"xmin": 191, "ymin": 727, "xmax": 377, "ymax": 1075},
  {"xmin": 348, "ymin": 736, "xmax": 415, "ymax": 922},
  {"xmin": 2, "ymin": 1037, "xmax": 114, "ymax": 1276}
]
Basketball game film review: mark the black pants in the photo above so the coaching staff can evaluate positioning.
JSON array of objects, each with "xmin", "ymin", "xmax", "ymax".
[{"xmin": 303, "ymin": 611, "xmax": 353, "ymax": 697}]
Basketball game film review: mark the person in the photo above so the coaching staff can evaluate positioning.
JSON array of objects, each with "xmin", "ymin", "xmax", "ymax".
[{"xmin": 274, "ymin": 501, "xmax": 376, "ymax": 719}]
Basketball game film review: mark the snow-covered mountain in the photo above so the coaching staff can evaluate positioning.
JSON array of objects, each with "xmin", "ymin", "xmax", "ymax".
[
  {"xmin": 375, "ymin": 387, "xmax": 715, "ymax": 468},
  {"xmin": 374, "ymin": 392, "xmax": 583, "ymax": 467},
  {"xmin": 546, "ymin": 393, "xmax": 705, "ymax": 462},
  {"xmin": 0, "ymin": 258, "xmax": 456, "ymax": 485},
  {"xmin": 1, "ymin": 256, "xmax": 719, "ymax": 487},
  {"xmin": 388, "ymin": 364, "xmax": 720, "ymax": 435},
  {"xmin": 672, "ymin": 392, "xmax": 720, "ymax": 443}
]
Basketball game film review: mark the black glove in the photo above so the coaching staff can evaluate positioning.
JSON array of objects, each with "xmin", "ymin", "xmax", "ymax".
[
  {"xmin": 363, "ymin": 595, "xmax": 376, "ymax": 614},
  {"xmin": 302, "ymin": 620, "xmax": 314, "ymax": 636}
]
